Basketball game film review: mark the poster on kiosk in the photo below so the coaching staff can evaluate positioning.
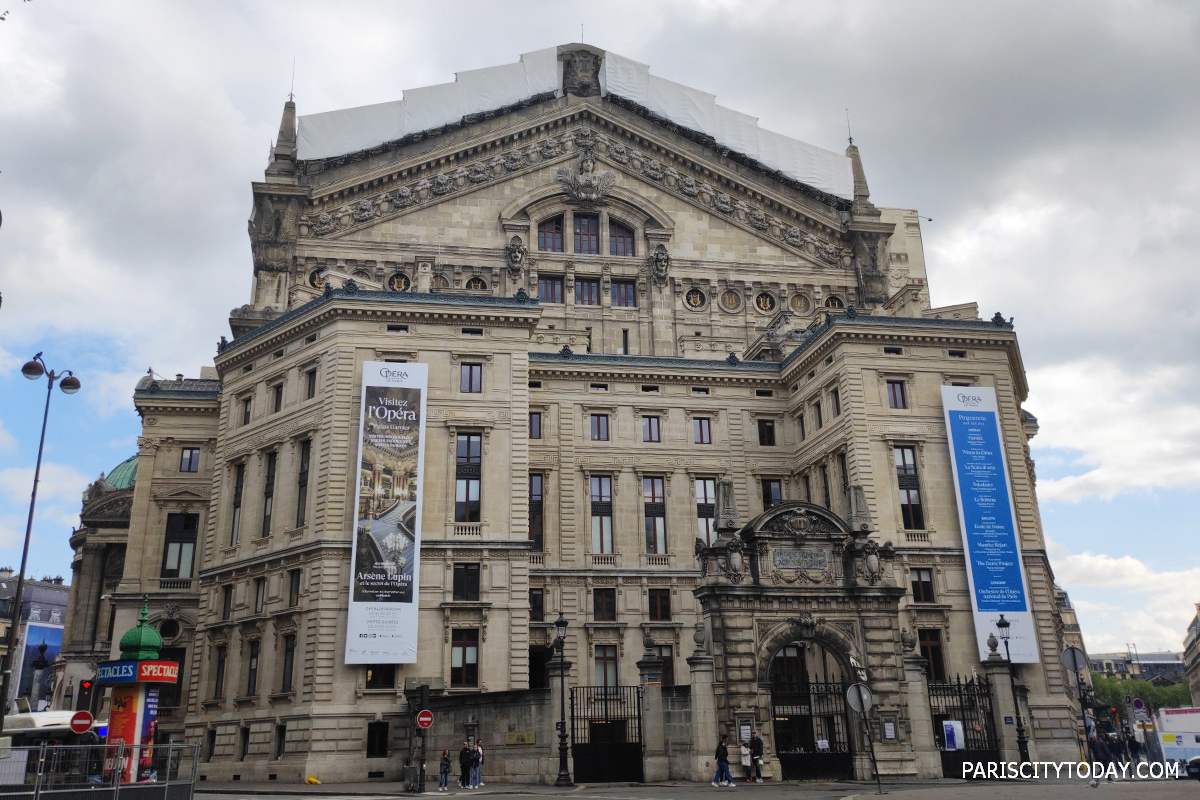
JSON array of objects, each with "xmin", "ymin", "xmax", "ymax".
[
  {"xmin": 941, "ymin": 386, "xmax": 1040, "ymax": 663},
  {"xmin": 345, "ymin": 361, "xmax": 428, "ymax": 664}
]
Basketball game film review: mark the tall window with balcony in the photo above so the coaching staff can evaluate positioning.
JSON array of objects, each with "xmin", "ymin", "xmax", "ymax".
[
  {"xmin": 451, "ymin": 629, "xmax": 479, "ymax": 687},
  {"xmin": 575, "ymin": 277, "xmax": 600, "ymax": 306},
  {"xmin": 590, "ymin": 476, "xmax": 614, "ymax": 554},
  {"xmin": 295, "ymin": 440, "xmax": 310, "ymax": 528},
  {"xmin": 538, "ymin": 215, "xmax": 564, "ymax": 252},
  {"xmin": 261, "ymin": 452, "xmax": 277, "ymax": 538},
  {"xmin": 229, "ymin": 463, "xmax": 245, "ymax": 546},
  {"xmin": 643, "ymin": 476, "xmax": 666, "ymax": 555},
  {"xmin": 160, "ymin": 513, "xmax": 198, "ymax": 588},
  {"xmin": 761, "ymin": 479, "xmax": 783, "ymax": 509},
  {"xmin": 696, "ymin": 478, "xmax": 717, "ymax": 546},
  {"xmin": 894, "ymin": 446, "xmax": 925, "ymax": 529},
  {"xmin": 455, "ymin": 433, "xmax": 482, "ymax": 526},
  {"xmin": 610, "ymin": 220, "xmax": 636, "ymax": 256},
  {"xmin": 574, "ymin": 213, "xmax": 599, "ymax": 254},
  {"xmin": 612, "ymin": 280, "xmax": 637, "ymax": 308},
  {"xmin": 529, "ymin": 473, "xmax": 544, "ymax": 551}
]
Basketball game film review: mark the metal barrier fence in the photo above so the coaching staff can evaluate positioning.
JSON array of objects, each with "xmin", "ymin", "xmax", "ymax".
[{"xmin": 0, "ymin": 743, "xmax": 197, "ymax": 800}]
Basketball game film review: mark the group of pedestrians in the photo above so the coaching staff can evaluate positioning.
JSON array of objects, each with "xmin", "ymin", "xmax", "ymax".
[
  {"xmin": 436, "ymin": 741, "xmax": 485, "ymax": 791},
  {"xmin": 712, "ymin": 731, "xmax": 765, "ymax": 787},
  {"xmin": 1088, "ymin": 732, "xmax": 1142, "ymax": 768}
]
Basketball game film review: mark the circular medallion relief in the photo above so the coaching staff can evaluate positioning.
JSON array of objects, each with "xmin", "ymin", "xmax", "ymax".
[
  {"xmin": 465, "ymin": 276, "xmax": 488, "ymax": 290},
  {"xmin": 719, "ymin": 289, "xmax": 743, "ymax": 312},
  {"xmin": 308, "ymin": 270, "xmax": 324, "ymax": 289},
  {"xmin": 790, "ymin": 294, "xmax": 812, "ymax": 314},
  {"xmin": 824, "ymin": 296, "xmax": 845, "ymax": 309},
  {"xmin": 685, "ymin": 288, "xmax": 708, "ymax": 310},
  {"xmin": 754, "ymin": 292, "xmax": 777, "ymax": 313},
  {"xmin": 387, "ymin": 273, "xmax": 411, "ymax": 292}
]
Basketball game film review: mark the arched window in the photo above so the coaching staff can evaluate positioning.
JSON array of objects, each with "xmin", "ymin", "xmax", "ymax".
[
  {"xmin": 609, "ymin": 220, "xmax": 636, "ymax": 257},
  {"xmin": 432, "ymin": 275, "xmax": 450, "ymax": 291},
  {"xmin": 824, "ymin": 296, "xmax": 845, "ymax": 309},
  {"xmin": 538, "ymin": 215, "xmax": 564, "ymax": 252},
  {"xmin": 465, "ymin": 276, "xmax": 488, "ymax": 291}
]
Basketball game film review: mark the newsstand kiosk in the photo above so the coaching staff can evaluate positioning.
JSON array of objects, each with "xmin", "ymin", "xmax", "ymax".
[{"xmin": 96, "ymin": 596, "xmax": 179, "ymax": 782}]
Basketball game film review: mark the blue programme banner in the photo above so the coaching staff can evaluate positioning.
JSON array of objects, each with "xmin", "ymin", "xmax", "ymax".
[{"xmin": 941, "ymin": 386, "xmax": 1040, "ymax": 663}]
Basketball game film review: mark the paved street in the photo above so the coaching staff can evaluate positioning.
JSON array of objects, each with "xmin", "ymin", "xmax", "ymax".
[{"xmin": 195, "ymin": 776, "xmax": 1200, "ymax": 800}]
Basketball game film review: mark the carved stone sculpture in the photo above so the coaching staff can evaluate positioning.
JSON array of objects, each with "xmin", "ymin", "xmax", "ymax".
[
  {"xmin": 505, "ymin": 236, "xmax": 527, "ymax": 280},
  {"xmin": 648, "ymin": 244, "xmax": 671, "ymax": 286}
]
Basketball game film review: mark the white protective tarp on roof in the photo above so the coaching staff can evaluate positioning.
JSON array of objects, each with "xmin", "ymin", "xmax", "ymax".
[{"xmin": 296, "ymin": 45, "xmax": 853, "ymax": 200}]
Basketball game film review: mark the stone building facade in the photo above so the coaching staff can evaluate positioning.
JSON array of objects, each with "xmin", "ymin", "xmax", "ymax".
[{"xmin": 55, "ymin": 44, "xmax": 1079, "ymax": 781}]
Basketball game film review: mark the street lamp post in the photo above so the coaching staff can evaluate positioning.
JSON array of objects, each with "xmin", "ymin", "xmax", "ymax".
[
  {"xmin": 553, "ymin": 612, "xmax": 573, "ymax": 787},
  {"xmin": 995, "ymin": 615, "xmax": 1031, "ymax": 763},
  {"xmin": 0, "ymin": 354, "xmax": 80, "ymax": 738}
]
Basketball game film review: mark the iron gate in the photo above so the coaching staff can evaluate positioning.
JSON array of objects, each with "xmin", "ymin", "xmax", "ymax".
[
  {"xmin": 928, "ymin": 675, "xmax": 999, "ymax": 778},
  {"xmin": 570, "ymin": 686, "xmax": 643, "ymax": 783},
  {"xmin": 770, "ymin": 682, "xmax": 854, "ymax": 780}
]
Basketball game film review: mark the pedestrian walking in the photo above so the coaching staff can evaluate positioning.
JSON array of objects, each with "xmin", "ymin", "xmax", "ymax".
[
  {"xmin": 476, "ymin": 742, "xmax": 485, "ymax": 786},
  {"xmin": 458, "ymin": 741, "xmax": 473, "ymax": 789},
  {"xmin": 469, "ymin": 742, "xmax": 483, "ymax": 788},
  {"xmin": 749, "ymin": 731, "xmax": 764, "ymax": 782},
  {"xmin": 739, "ymin": 741, "xmax": 752, "ymax": 782},
  {"xmin": 1128, "ymin": 737, "xmax": 1142, "ymax": 763},
  {"xmin": 439, "ymin": 749, "xmax": 452, "ymax": 791},
  {"xmin": 712, "ymin": 734, "xmax": 736, "ymax": 788}
]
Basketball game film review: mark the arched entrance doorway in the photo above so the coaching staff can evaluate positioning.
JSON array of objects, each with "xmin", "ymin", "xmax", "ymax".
[{"xmin": 768, "ymin": 640, "xmax": 853, "ymax": 780}]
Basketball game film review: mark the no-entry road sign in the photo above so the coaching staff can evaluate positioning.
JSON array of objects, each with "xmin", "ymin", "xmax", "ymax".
[
  {"xmin": 417, "ymin": 710, "xmax": 434, "ymax": 729},
  {"xmin": 69, "ymin": 711, "xmax": 94, "ymax": 734}
]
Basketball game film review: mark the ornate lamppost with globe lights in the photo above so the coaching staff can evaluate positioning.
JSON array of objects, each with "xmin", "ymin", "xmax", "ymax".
[
  {"xmin": 0, "ymin": 354, "xmax": 80, "ymax": 737},
  {"xmin": 995, "ymin": 614, "xmax": 1031, "ymax": 763}
]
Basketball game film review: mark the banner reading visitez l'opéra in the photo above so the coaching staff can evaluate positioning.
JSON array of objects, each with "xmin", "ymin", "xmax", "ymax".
[
  {"xmin": 345, "ymin": 361, "xmax": 428, "ymax": 664},
  {"xmin": 941, "ymin": 386, "xmax": 1040, "ymax": 663}
]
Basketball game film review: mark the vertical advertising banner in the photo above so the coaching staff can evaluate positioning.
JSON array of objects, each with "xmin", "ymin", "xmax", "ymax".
[
  {"xmin": 941, "ymin": 386, "xmax": 1040, "ymax": 663},
  {"xmin": 345, "ymin": 361, "xmax": 428, "ymax": 664},
  {"xmin": 105, "ymin": 684, "xmax": 142, "ymax": 782},
  {"xmin": 12, "ymin": 623, "xmax": 63, "ymax": 712}
]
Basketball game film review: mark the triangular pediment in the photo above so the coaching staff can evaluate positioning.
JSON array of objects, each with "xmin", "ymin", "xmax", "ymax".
[{"xmin": 151, "ymin": 486, "xmax": 208, "ymax": 501}]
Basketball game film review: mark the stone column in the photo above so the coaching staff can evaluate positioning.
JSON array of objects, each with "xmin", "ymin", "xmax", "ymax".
[
  {"xmin": 545, "ymin": 656, "xmax": 573, "ymax": 784},
  {"xmin": 688, "ymin": 647, "xmax": 717, "ymax": 782},
  {"xmin": 637, "ymin": 639, "xmax": 668, "ymax": 782},
  {"xmin": 901, "ymin": 651, "xmax": 942, "ymax": 778},
  {"xmin": 982, "ymin": 651, "xmax": 1022, "ymax": 762}
]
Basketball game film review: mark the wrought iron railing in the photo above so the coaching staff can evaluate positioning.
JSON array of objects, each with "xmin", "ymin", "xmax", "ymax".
[{"xmin": 0, "ymin": 743, "xmax": 198, "ymax": 799}]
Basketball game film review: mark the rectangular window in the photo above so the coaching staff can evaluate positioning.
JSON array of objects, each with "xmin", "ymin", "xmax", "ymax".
[
  {"xmin": 157, "ymin": 646, "xmax": 186, "ymax": 708},
  {"xmin": 538, "ymin": 215, "xmax": 564, "ymax": 252},
  {"xmin": 820, "ymin": 464, "xmax": 831, "ymax": 509},
  {"xmin": 241, "ymin": 396, "xmax": 252, "ymax": 426},
  {"xmin": 287, "ymin": 569, "xmax": 302, "ymax": 608},
  {"xmin": 593, "ymin": 588, "xmax": 616, "ymax": 622},
  {"xmin": 655, "ymin": 645, "xmax": 674, "ymax": 687},
  {"xmin": 887, "ymin": 380, "xmax": 908, "ymax": 409},
  {"xmin": 884, "ymin": 346, "xmax": 903, "ymax": 355},
  {"xmin": 642, "ymin": 416, "xmax": 661, "ymax": 443},
  {"xmin": 575, "ymin": 278, "xmax": 601, "ymax": 306},
  {"xmin": 455, "ymin": 478, "xmax": 481, "ymax": 523},
  {"xmin": 450, "ymin": 629, "xmax": 479, "ymax": 687},
  {"xmin": 460, "ymin": 363, "xmax": 482, "ymax": 393},
  {"xmin": 590, "ymin": 476, "xmax": 614, "ymax": 554},
  {"xmin": 246, "ymin": 640, "xmax": 260, "ymax": 696},
  {"xmin": 643, "ymin": 476, "xmax": 666, "ymax": 555},
  {"xmin": 272, "ymin": 384, "xmax": 283, "ymax": 414},
  {"xmin": 621, "ymin": 329, "xmax": 629, "ymax": 354},
  {"xmin": 798, "ymin": 412, "xmax": 806, "ymax": 441},
  {"xmin": 761, "ymin": 479, "xmax": 783, "ymax": 509},
  {"xmin": 214, "ymin": 645, "xmax": 227, "ymax": 699},
  {"xmin": 802, "ymin": 474, "xmax": 811, "ymax": 503},
  {"xmin": 160, "ymin": 513, "xmax": 198, "ymax": 579},
  {"xmin": 238, "ymin": 727, "xmax": 250, "ymax": 761},
  {"xmin": 757, "ymin": 419, "xmax": 776, "ymax": 446},
  {"xmin": 910, "ymin": 568, "xmax": 935, "ymax": 603},
  {"xmin": 696, "ymin": 478, "xmax": 716, "ymax": 546},
  {"xmin": 180, "ymin": 448, "xmax": 200, "ymax": 472},
  {"xmin": 530, "ymin": 588, "xmax": 544, "ymax": 622},
  {"xmin": 296, "ymin": 440, "xmax": 310, "ymax": 528},
  {"xmin": 261, "ymin": 452, "xmax": 277, "ymax": 538},
  {"xmin": 595, "ymin": 644, "xmax": 618, "ymax": 687},
  {"xmin": 813, "ymin": 400, "xmax": 824, "ymax": 429},
  {"xmin": 648, "ymin": 588, "xmax": 671, "ymax": 622},
  {"xmin": 221, "ymin": 585, "xmax": 234, "ymax": 620},
  {"xmin": 453, "ymin": 564, "xmax": 481, "ymax": 601},
  {"xmin": 274, "ymin": 724, "xmax": 287, "ymax": 760},
  {"xmin": 529, "ymin": 412, "xmax": 542, "ymax": 439},
  {"xmin": 895, "ymin": 446, "xmax": 925, "ymax": 529},
  {"xmin": 455, "ymin": 433, "xmax": 482, "ymax": 523},
  {"xmin": 529, "ymin": 473, "xmax": 544, "ymax": 551},
  {"xmin": 590, "ymin": 414, "xmax": 610, "ymax": 441},
  {"xmin": 538, "ymin": 276, "xmax": 564, "ymax": 303},
  {"xmin": 919, "ymin": 629, "xmax": 946, "ymax": 681},
  {"xmin": 831, "ymin": 387, "xmax": 842, "ymax": 416},
  {"xmin": 456, "ymin": 433, "xmax": 482, "ymax": 464},
  {"xmin": 305, "ymin": 368, "xmax": 317, "ymax": 399},
  {"xmin": 230, "ymin": 463, "xmax": 245, "ymax": 546},
  {"xmin": 529, "ymin": 646, "xmax": 552, "ymax": 690},
  {"xmin": 281, "ymin": 634, "xmax": 296, "ymax": 693},
  {"xmin": 366, "ymin": 721, "xmax": 389, "ymax": 758},
  {"xmin": 574, "ymin": 213, "xmax": 599, "ymax": 254},
  {"xmin": 365, "ymin": 664, "xmax": 396, "ymax": 689},
  {"xmin": 254, "ymin": 577, "xmax": 266, "ymax": 614},
  {"xmin": 612, "ymin": 280, "xmax": 637, "ymax": 307},
  {"xmin": 693, "ymin": 417, "xmax": 712, "ymax": 444},
  {"xmin": 610, "ymin": 221, "xmax": 636, "ymax": 257},
  {"xmin": 691, "ymin": 387, "xmax": 709, "ymax": 396},
  {"xmin": 837, "ymin": 452, "xmax": 849, "ymax": 495}
]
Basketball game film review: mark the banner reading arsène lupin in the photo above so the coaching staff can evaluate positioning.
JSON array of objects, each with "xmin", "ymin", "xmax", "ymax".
[
  {"xmin": 345, "ymin": 361, "xmax": 428, "ymax": 664},
  {"xmin": 941, "ymin": 386, "xmax": 1040, "ymax": 663}
]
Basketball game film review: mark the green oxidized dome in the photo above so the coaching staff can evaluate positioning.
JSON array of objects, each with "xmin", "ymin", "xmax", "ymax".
[
  {"xmin": 106, "ymin": 455, "xmax": 139, "ymax": 490},
  {"xmin": 119, "ymin": 594, "xmax": 162, "ymax": 661}
]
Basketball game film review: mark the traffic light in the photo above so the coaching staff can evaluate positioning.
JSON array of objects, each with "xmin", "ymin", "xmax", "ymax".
[{"xmin": 77, "ymin": 679, "xmax": 94, "ymax": 711}]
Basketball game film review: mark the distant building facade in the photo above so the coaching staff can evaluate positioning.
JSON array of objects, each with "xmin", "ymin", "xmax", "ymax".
[
  {"xmin": 1090, "ymin": 651, "xmax": 1186, "ymax": 685},
  {"xmin": 2, "ymin": 570, "xmax": 70, "ymax": 713},
  {"xmin": 54, "ymin": 44, "xmax": 1082, "ymax": 781},
  {"xmin": 1185, "ymin": 605, "xmax": 1200, "ymax": 706}
]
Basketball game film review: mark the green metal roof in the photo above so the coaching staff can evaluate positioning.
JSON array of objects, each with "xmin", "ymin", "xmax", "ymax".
[{"xmin": 106, "ymin": 455, "xmax": 138, "ymax": 489}]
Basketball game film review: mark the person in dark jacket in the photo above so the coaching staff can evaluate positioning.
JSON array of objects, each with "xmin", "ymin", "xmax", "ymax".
[
  {"xmin": 749, "ymin": 731, "xmax": 765, "ymax": 782},
  {"xmin": 458, "ymin": 742, "xmax": 473, "ymax": 789},
  {"xmin": 438, "ymin": 749, "xmax": 452, "ymax": 791},
  {"xmin": 712, "ymin": 734, "xmax": 736, "ymax": 787}
]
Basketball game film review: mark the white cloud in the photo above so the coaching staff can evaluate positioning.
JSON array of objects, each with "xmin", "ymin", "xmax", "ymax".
[
  {"xmin": 0, "ymin": 422, "xmax": 16, "ymax": 451},
  {"xmin": 0, "ymin": 462, "xmax": 92, "ymax": 508}
]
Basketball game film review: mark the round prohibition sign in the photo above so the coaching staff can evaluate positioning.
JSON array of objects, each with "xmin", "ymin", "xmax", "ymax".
[
  {"xmin": 70, "ymin": 711, "xmax": 94, "ymax": 734},
  {"xmin": 417, "ymin": 709, "xmax": 434, "ymax": 728}
]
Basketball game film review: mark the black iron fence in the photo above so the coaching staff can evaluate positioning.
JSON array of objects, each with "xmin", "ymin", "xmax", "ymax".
[
  {"xmin": 570, "ymin": 686, "xmax": 643, "ymax": 783},
  {"xmin": 0, "ymin": 743, "xmax": 197, "ymax": 800},
  {"xmin": 928, "ymin": 675, "xmax": 999, "ymax": 778}
]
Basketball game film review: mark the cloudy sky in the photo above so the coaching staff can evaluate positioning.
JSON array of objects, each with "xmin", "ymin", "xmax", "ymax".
[{"xmin": 1, "ymin": 1, "xmax": 1197, "ymax": 655}]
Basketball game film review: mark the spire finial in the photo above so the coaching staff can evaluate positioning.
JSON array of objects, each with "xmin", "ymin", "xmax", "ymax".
[
  {"xmin": 140, "ymin": 593, "xmax": 151, "ymax": 625},
  {"xmin": 289, "ymin": 58, "xmax": 296, "ymax": 102},
  {"xmin": 845, "ymin": 108, "xmax": 853, "ymax": 145}
]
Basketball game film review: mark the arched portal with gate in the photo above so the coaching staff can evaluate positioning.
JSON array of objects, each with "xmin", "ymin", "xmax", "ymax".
[{"xmin": 767, "ymin": 640, "xmax": 854, "ymax": 780}]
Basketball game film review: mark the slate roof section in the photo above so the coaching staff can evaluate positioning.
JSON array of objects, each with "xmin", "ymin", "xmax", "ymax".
[{"xmin": 133, "ymin": 376, "xmax": 222, "ymax": 401}]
